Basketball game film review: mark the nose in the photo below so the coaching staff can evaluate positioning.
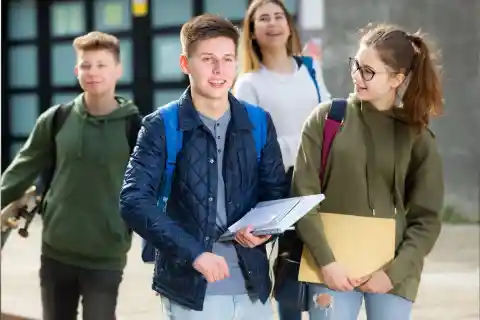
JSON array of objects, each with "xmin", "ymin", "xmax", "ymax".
[
  {"xmin": 212, "ymin": 58, "xmax": 221, "ymax": 75},
  {"xmin": 352, "ymin": 69, "xmax": 363, "ymax": 83}
]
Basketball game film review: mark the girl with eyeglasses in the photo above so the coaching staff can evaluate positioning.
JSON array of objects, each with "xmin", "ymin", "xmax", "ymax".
[{"xmin": 292, "ymin": 23, "xmax": 445, "ymax": 320}]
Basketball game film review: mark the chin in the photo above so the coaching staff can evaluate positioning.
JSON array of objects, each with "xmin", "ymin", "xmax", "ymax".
[{"xmin": 354, "ymin": 90, "xmax": 370, "ymax": 101}]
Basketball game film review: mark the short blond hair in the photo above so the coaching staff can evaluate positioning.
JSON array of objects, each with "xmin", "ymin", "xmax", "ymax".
[{"xmin": 73, "ymin": 31, "xmax": 120, "ymax": 61}]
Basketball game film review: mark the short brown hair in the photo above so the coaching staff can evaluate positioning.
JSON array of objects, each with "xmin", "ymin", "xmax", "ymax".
[
  {"xmin": 360, "ymin": 23, "xmax": 443, "ymax": 129},
  {"xmin": 180, "ymin": 14, "xmax": 240, "ymax": 57},
  {"xmin": 73, "ymin": 31, "xmax": 121, "ymax": 62},
  {"xmin": 240, "ymin": 0, "xmax": 302, "ymax": 73}
]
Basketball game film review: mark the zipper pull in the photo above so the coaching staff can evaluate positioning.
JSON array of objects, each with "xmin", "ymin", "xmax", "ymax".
[{"xmin": 372, "ymin": 209, "xmax": 376, "ymax": 216}]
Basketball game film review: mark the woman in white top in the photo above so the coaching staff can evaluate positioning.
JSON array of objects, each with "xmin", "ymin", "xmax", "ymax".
[{"xmin": 233, "ymin": 1, "xmax": 331, "ymax": 319}]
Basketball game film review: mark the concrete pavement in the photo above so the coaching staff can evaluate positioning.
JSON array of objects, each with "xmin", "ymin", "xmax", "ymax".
[{"xmin": 1, "ymin": 222, "xmax": 479, "ymax": 319}]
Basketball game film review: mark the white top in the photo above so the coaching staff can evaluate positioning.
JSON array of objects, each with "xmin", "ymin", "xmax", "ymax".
[{"xmin": 234, "ymin": 58, "xmax": 331, "ymax": 169}]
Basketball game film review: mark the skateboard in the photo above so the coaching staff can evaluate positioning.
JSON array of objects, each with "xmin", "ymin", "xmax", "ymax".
[{"xmin": 1, "ymin": 186, "xmax": 41, "ymax": 250}]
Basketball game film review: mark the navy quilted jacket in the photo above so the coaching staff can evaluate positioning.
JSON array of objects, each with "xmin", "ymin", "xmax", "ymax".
[{"xmin": 119, "ymin": 89, "xmax": 287, "ymax": 311}]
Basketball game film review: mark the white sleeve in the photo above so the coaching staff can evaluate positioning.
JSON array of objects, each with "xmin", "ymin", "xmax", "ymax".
[
  {"xmin": 233, "ymin": 75, "xmax": 259, "ymax": 105},
  {"xmin": 313, "ymin": 60, "xmax": 332, "ymax": 102}
]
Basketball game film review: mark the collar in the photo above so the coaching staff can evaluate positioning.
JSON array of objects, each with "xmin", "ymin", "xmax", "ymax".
[{"xmin": 177, "ymin": 87, "xmax": 253, "ymax": 132}]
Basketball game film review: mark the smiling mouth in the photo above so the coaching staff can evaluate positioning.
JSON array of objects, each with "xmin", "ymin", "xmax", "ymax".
[
  {"xmin": 209, "ymin": 80, "xmax": 226, "ymax": 85},
  {"xmin": 266, "ymin": 32, "xmax": 283, "ymax": 37}
]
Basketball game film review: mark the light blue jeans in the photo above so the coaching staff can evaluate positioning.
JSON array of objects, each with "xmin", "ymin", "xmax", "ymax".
[
  {"xmin": 160, "ymin": 294, "xmax": 275, "ymax": 320},
  {"xmin": 308, "ymin": 284, "xmax": 413, "ymax": 320}
]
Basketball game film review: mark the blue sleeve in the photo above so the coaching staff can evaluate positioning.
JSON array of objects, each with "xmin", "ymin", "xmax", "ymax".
[
  {"xmin": 258, "ymin": 112, "xmax": 288, "ymax": 201},
  {"xmin": 119, "ymin": 113, "xmax": 205, "ymax": 264}
]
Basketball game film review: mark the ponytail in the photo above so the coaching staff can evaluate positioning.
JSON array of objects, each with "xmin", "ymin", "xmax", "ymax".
[{"xmin": 402, "ymin": 33, "xmax": 443, "ymax": 129}]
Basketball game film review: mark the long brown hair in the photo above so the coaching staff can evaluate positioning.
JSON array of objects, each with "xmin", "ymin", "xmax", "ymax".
[
  {"xmin": 360, "ymin": 23, "xmax": 443, "ymax": 129},
  {"xmin": 239, "ymin": 0, "xmax": 302, "ymax": 74}
]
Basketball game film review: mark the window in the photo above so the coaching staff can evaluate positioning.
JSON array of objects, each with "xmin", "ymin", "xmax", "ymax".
[
  {"xmin": 204, "ymin": 0, "xmax": 247, "ymax": 21},
  {"xmin": 51, "ymin": 43, "xmax": 77, "ymax": 86},
  {"xmin": 119, "ymin": 39, "xmax": 133, "ymax": 84},
  {"xmin": 51, "ymin": 92, "xmax": 81, "ymax": 105},
  {"xmin": 9, "ymin": 94, "xmax": 39, "ymax": 137},
  {"xmin": 94, "ymin": 0, "xmax": 131, "ymax": 31},
  {"xmin": 154, "ymin": 89, "xmax": 185, "ymax": 108},
  {"xmin": 51, "ymin": 2, "xmax": 85, "ymax": 37},
  {"xmin": 115, "ymin": 90, "xmax": 133, "ymax": 100},
  {"xmin": 8, "ymin": 0, "xmax": 37, "ymax": 40},
  {"xmin": 283, "ymin": 0, "xmax": 298, "ymax": 14},
  {"xmin": 152, "ymin": 0, "xmax": 193, "ymax": 27},
  {"xmin": 153, "ymin": 36, "xmax": 184, "ymax": 82},
  {"xmin": 9, "ymin": 45, "xmax": 37, "ymax": 88}
]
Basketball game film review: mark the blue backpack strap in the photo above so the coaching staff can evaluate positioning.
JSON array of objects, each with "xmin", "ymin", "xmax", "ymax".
[
  {"xmin": 157, "ymin": 101, "xmax": 183, "ymax": 207},
  {"xmin": 243, "ymin": 103, "xmax": 267, "ymax": 162},
  {"xmin": 328, "ymin": 98, "xmax": 348, "ymax": 122},
  {"xmin": 295, "ymin": 56, "xmax": 321, "ymax": 103},
  {"xmin": 141, "ymin": 101, "xmax": 183, "ymax": 263}
]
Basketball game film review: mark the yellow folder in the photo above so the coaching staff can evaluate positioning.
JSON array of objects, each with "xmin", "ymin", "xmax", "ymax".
[{"xmin": 298, "ymin": 212, "xmax": 396, "ymax": 283}]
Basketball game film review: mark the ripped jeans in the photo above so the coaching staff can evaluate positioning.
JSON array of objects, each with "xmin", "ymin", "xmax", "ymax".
[{"xmin": 308, "ymin": 284, "xmax": 413, "ymax": 320}]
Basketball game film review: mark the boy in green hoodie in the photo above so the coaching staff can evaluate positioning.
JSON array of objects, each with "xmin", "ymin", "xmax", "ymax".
[{"xmin": 1, "ymin": 31, "xmax": 140, "ymax": 320}]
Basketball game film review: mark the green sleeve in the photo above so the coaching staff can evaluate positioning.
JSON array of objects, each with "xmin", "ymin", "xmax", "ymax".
[
  {"xmin": 1, "ymin": 108, "xmax": 55, "ymax": 208},
  {"xmin": 385, "ymin": 129, "xmax": 444, "ymax": 285},
  {"xmin": 293, "ymin": 102, "xmax": 336, "ymax": 267}
]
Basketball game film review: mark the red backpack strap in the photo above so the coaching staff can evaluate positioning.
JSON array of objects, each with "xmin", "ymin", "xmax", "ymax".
[{"xmin": 320, "ymin": 98, "xmax": 348, "ymax": 186}]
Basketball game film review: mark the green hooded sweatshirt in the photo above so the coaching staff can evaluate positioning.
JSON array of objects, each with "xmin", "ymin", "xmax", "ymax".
[
  {"xmin": 1, "ymin": 94, "xmax": 140, "ymax": 270},
  {"xmin": 293, "ymin": 95, "xmax": 444, "ymax": 302}
]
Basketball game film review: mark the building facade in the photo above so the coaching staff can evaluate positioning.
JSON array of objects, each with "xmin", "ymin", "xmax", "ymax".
[{"xmin": 2, "ymin": 0, "xmax": 298, "ymax": 169}]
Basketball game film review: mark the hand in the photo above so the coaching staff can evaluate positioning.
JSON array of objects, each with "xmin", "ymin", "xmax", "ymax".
[
  {"xmin": 348, "ymin": 274, "xmax": 371, "ymax": 288},
  {"xmin": 192, "ymin": 252, "xmax": 229, "ymax": 283},
  {"xmin": 320, "ymin": 262, "xmax": 354, "ymax": 291},
  {"xmin": 358, "ymin": 270, "xmax": 393, "ymax": 294},
  {"xmin": 234, "ymin": 226, "xmax": 271, "ymax": 248}
]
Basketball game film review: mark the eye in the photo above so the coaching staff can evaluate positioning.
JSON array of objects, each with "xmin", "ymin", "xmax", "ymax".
[{"xmin": 202, "ymin": 57, "xmax": 212, "ymax": 62}]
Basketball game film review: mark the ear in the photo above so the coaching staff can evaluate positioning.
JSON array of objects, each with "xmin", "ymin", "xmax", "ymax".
[
  {"xmin": 180, "ymin": 55, "xmax": 189, "ymax": 75},
  {"xmin": 390, "ymin": 72, "xmax": 406, "ymax": 89},
  {"xmin": 74, "ymin": 66, "xmax": 79, "ymax": 77}
]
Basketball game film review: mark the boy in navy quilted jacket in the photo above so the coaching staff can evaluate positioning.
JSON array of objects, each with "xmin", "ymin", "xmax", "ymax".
[{"xmin": 120, "ymin": 14, "xmax": 287, "ymax": 320}]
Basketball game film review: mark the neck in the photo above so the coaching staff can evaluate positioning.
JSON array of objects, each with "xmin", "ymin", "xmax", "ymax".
[
  {"xmin": 190, "ymin": 89, "xmax": 229, "ymax": 120},
  {"xmin": 260, "ymin": 47, "xmax": 293, "ymax": 73},
  {"xmin": 370, "ymin": 93, "xmax": 396, "ymax": 111},
  {"xmin": 83, "ymin": 92, "xmax": 119, "ymax": 116}
]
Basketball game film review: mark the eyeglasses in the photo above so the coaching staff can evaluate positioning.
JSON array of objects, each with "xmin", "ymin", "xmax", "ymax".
[{"xmin": 348, "ymin": 57, "xmax": 376, "ymax": 81}]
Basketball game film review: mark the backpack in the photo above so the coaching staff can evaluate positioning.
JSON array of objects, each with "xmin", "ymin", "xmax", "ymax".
[
  {"xmin": 320, "ymin": 98, "xmax": 348, "ymax": 185},
  {"xmin": 293, "ymin": 56, "xmax": 322, "ymax": 103},
  {"xmin": 273, "ymin": 98, "xmax": 347, "ymax": 311},
  {"xmin": 37, "ymin": 102, "xmax": 142, "ymax": 213},
  {"xmin": 141, "ymin": 100, "xmax": 268, "ymax": 263}
]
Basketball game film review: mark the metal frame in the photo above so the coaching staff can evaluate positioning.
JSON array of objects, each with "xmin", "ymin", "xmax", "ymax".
[{"xmin": 1, "ymin": 0, "xmax": 275, "ymax": 171}]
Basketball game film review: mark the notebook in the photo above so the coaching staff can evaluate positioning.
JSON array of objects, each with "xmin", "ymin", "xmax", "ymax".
[{"xmin": 219, "ymin": 194, "xmax": 325, "ymax": 242}]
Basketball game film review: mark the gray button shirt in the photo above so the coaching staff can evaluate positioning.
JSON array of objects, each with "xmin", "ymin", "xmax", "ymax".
[{"xmin": 198, "ymin": 109, "xmax": 248, "ymax": 295}]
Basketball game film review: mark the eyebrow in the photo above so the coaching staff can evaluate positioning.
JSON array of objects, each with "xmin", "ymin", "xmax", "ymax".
[
  {"xmin": 258, "ymin": 11, "xmax": 285, "ymax": 18},
  {"xmin": 200, "ymin": 53, "xmax": 236, "ymax": 58},
  {"xmin": 354, "ymin": 58, "xmax": 375, "ymax": 70}
]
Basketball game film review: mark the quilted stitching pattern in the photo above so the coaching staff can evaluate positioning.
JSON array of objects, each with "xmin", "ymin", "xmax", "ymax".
[{"xmin": 120, "ymin": 91, "xmax": 287, "ymax": 311}]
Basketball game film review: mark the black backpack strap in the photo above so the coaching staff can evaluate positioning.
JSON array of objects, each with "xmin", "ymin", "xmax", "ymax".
[
  {"xmin": 126, "ymin": 113, "xmax": 142, "ymax": 154},
  {"xmin": 37, "ymin": 102, "xmax": 74, "ymax": 212}
]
